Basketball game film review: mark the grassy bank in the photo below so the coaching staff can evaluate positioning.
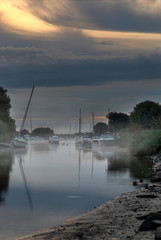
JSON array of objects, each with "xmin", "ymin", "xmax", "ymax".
[{"xmin": 120, "ymin": 127, "xmax": 161, "ymax": 156}]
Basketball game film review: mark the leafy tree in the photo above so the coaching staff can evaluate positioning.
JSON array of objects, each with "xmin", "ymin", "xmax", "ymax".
[
  {"xmin": 31, "ymin": 127, "xmax": 54, "ymax": 138},
  {"xmin": 0, "ymin": 86, "xmax": 15, "ymax": 140},
  {"xmin": 106, "ymin": 112, "xmax": 130, "ymax": 132},
  {"xmin": 93, "ymin": 122, "xmax": 108, "ymax": 135},
  {"xmin": 152, "ymin": 115, "xmax": 161, "ymax": 129},
  {"xmin": 130, "ymin": 100, "xmax": 161, "ymax": 129}
]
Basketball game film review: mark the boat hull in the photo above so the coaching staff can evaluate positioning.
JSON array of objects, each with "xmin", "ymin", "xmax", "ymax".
[
  {"xmin": 48, "ymin": 136, "xmax": 60, "ymax": 144},
  {"xmin": 11, "ymin": 137, "xmax": 27, "ymax": 148}
]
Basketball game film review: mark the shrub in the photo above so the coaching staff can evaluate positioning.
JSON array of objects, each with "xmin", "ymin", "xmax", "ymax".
[
  {"xmin": 0, "ymin": 120, "xmax": 10, "ymax": 142},
  {"xmin": 120, "ymin": 124, "xmax": 161, "ymax": 156},
  {"xmin": 131, "ymin": 129, "xmax": 161, "ymax": 156}
]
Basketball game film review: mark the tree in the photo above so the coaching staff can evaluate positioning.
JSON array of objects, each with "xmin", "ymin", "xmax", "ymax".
[
  {"xmin": 31, "ymin": 127, "xmax": 54, "ymax": 138},
  {"xmin": 130, "ymin": 100, "xmax": 161, "ymax": 129},
  {"xmin": 106, "ymin": 112, "xmax": 130, "ymax": 132},
  {"xmin": 93, "ymin": 122, "xmax": 108, "ymax": 135},
  {"xmin": 0, "ymin": 86, "xmax": 15, "ymax": 140},
  {"xmin": 152, "ymin": 115, "xmax": 161, "ymax": 129}
]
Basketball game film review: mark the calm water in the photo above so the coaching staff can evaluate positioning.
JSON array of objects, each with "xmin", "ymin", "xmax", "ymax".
[{"xmin": 0, "ymin": 140, "xmax": 152, "ymax": 240}]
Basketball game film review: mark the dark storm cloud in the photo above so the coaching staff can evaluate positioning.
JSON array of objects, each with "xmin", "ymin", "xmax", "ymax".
[
  {"xmin": 76, "ymin": 0, "xmax": 161, "ymax": 33},
  {"xmin": 1, "ymin": 47, "xmax": 161, "ymax": 88},
  {"xmin": 26, "ymin": 0, "xmax": 95, "ymax": 29},
  {"xmin": 24, "ymin": 0, "xmax": 161, "ymax": 33}
]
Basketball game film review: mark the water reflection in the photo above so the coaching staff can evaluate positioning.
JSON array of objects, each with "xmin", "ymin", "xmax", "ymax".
[
  {"xmin": 18, "ymin": 155, "xmax": 33, "ymax": 210},
  {"xmin": 92, "ymin": 146, "xmax": 115, "ymax": 161},
  {"xmin": 0, "ymin": 150, "xmax": 13, "ymax": 205},
  {"xmin": 0, "ymin": 140, "xmax": 153, "ymax": 240},
  {"xmin": 76, "ymin": 145, "xmax": 153, "ymax": 180},
  {"xmin": 30, "ymin": 140, "xmax": 49, "ymax": 151}
]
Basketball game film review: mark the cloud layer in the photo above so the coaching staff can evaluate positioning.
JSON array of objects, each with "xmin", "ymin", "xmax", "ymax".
[
  {"xmin": 1, "ymin": 45, "xmax": 161, "ymax": 88},
  {"xmin": 0, "ymin": 0, "xmax": 161, "ymax": 132}
]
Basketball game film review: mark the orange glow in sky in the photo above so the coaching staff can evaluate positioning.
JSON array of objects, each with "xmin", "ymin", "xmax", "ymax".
[
  {"xmin": 82, "ymin": 29, "xmax": 161, "ymax": 40},
  {"xmin": 0, "ymin": 0, "xmax": 60, "ymax": 35},
  {"xmin": 1, "ymin": 0, "xmax": 161, "ymax": 41},
  {"xmin": 95, "ymin": 116, "xmax": 106, "ymax": 119}
]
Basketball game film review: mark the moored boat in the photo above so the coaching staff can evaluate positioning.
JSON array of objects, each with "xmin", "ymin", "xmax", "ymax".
[
  {"xmin": 75, "ymin": 137, "xmax": 83, "ymax": 147},
  {"xmin": 92, "ymin": 136, "xmax": 100, "ymax": 144},
  {"xmin": 11, "ymin": 136, "xmax": 27, "ymax": 148},
  {"xmin": 82, "ymin": 137, "xmax": 92, "ymax": 148},
  {"xmin": 11, "ymin": 84, "xmax": 35, "ymax": 148},
  {"xmin": 99, "ymin": 133, "xmax": 115, "ymax": 145},
  {"xmin": 49, "ymin": 135, "xmax": 60, "ymax": 144}
]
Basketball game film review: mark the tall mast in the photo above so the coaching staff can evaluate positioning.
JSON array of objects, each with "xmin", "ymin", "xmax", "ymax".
[
  {"xmin": 107, "ymin": 107, "xmax": 110, "ymax": 132},
  {"xmin": 69, "ymin": 123, "xmax": 71, "ymax": 134},
  {"xmin": 19, "ymin": 84, "xmax": 35, "ymax": 136},
  {"xmin": 75, "ymin": 120, "xmax": 76, "ymax": 134},
  {"xmin": 92, "ymin": 112, "xmax": 94, "ymax": 133},
  {"xmin": 30, "ymin": 118, "xmax": 33, "ymax": 133},
  {"xmin": 79, "ymin": 108, "xmax": 82, "ymax": 135}
]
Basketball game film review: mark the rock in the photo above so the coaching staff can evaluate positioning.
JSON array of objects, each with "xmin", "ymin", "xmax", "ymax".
[
  {"xmin": 153, "ymin": 220, "xmax": 161, "ymax": 229},
  {"xmin": 155, "ymin": 227, "xmax": 161, "ymax": 240},
  {"xmin": 136, "ymin": 194, "xmax": 157, "ymax": 198},
  {"xmin": 133, "ymin": 181, "xmax": 138, "ymax": 186},
  {"xmin": 139, "ymin": 212, "xmax": 161, "ymax": 231},
  {"xmin": 151, "ymin": 178, "xmax": 161, "ymax": 182}
]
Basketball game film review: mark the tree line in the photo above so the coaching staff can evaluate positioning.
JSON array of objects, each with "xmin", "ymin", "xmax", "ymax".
[
  {"xmin": 0, "ymin": 86, "xmax": 15, "ymax": 141},
  {"xmin": 94, "ymin": 100, "xmax": 161, "ymax": 135},
  {"xmin": 1, "ymin": 85, "xmax": 161, "ymax": 140}
]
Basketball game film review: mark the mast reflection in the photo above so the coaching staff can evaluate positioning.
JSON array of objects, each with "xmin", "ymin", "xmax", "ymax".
[{"xmin": 18, "ymin": 154, "xmax": 33, "ymax": 210}]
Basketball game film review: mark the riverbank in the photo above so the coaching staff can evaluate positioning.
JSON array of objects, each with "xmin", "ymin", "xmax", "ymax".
[{"xmin": 17, "ymin": 156, "xmax": 161, "ymax": 240}]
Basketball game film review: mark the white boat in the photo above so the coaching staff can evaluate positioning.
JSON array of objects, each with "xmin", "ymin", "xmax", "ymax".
[
  {"xmin": 11, "ymin": 85, "xmax": 35, "ymax": 148},
  {"xmin": 92, "ymin": 136, "xmax": 100, "ymax": 143},
  {"xmin": 11, "ymin": 136, "xmax": 27, "ymax": 148},
  {"xmin": 99, "ymin": 133, "xmax": 115, "ymax": 145},
  {"xmin": 24, "ymin": 134, "xmax": 31, "ymax": 141},
  {"xmin": 75, "ymin": 137, "xmax": 83, "ymax": 147},
  {"xmin": 82, "ymin": 137, "xmax": 92, "ymax": 148},
  {"xmin": 49, "ymin": 135, "xmax": 60, "ymax": 144}
]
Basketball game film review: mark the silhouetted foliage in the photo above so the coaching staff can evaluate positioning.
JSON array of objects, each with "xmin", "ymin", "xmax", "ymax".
[
  {"xmin": 93, "ymin": 122, "xmax": 108, "ymax": 135},
  {"xmin": 130, "ymin": 101, "xmax": 161, "ymax": 129},
  {"xmin": 0, "ymin": 86, "xmax": 15, "ymax": 140},
  {"xmin": 0, "ymin": 152, "xmax": 13, "ymax": 204},
  {"xmin": 106, "ymin": 112, "xmax": 130, "ymax": 132},
  {"xmin": 31, "ymin": 127, "xmax": 54, "ymax": 138},
  {"xmin": 152, "ymin": 115, "xmax": 161, "ymax": 129}
]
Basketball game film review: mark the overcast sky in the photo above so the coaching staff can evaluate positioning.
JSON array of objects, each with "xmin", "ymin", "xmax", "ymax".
[{"xmin": 1, "ymin": 0, "xmax": 161, "ymax": 133}]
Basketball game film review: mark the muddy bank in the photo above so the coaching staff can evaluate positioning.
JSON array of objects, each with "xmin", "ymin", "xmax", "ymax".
[{"xmin": 17, "ymin": 157, "xmax": 161, "ymax": 240}]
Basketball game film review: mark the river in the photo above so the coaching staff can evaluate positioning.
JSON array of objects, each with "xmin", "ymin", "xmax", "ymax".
[{"xmin": 0, "ymin": 139, "xmax": 153, "ymax": 240}]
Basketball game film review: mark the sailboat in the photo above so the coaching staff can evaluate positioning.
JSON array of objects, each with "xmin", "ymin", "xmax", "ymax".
[{"xmin": 11, "ymin": 84, "xmax": 35, "ymax": 148}]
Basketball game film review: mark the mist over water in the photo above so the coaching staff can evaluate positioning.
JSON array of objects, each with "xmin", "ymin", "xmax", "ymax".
[{"xmin": 0, "ymin": 140, "xmax": 152, "ymax": 239}]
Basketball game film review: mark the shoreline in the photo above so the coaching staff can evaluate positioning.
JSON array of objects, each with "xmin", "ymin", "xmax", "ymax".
[{"xmin": 17, "ymin": 155, "xmax": 161, "ymax": 240}]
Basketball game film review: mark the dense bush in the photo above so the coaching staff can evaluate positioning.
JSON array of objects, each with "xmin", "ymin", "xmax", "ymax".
[
  {"xmin": 119, "ymin": 123, "xmax": 142, "ymax": 148},
  {"xmin": 131, "ymin": 130, "xmax": 161, "ymax": 156},
  {"xmin": 120, "ymin": 126, "xmax": 161, "ymax": 156},
  {"xmin": 0, "ymin": 120, "xmax": 11, "ymax": 142}
]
